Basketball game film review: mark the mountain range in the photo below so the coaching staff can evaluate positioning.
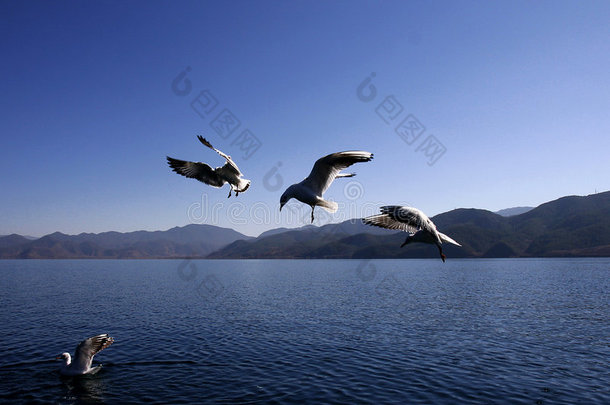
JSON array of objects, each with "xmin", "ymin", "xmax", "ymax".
[
  {"xmin": 494, "ymin": 206, "xmax": 534, "ymax": 217},
  {"xmin": 1, "ymin": 191, "xmax": 608, "ymax": 259},
  {"xmin": 0, "ymin": 225, "xmax": 250, "ymax": 259}
]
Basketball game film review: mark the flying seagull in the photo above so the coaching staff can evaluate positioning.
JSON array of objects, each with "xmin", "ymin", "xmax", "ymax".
[
  {"xmin": 280, "ymin": 151, "xmax": 373, "ymax": 223},
  {"xmin": 56, "ymin": 334, "xmax": 114, "ymax": 376},
  {"xmin": 362, "ymin": 206, "xmax": 461, "ymax": 262},
  {"xmin": 167, "ymin": 136, "xmax": 251, "ymax": 198}
]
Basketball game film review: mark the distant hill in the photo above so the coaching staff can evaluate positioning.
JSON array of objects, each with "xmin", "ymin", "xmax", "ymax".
[
  {"xmin": 3, "ymin": 191, "xmax": 608, "ymax": 259},
  {"xmin": 209, "ymin": 191, "xmax": 610, "ymax": 259},
  {"xmin": 0, "ymin": 234, "xmax": 33, "ymax": 250},
  {"xmin": 0, "ymin": 234, "xmax": 38, "ymax": 241},
  {"xmin": 495, "ymin": 206, "xmax": 534, "ymax": 217},
  {"xmin": 0, "ymin": 224, "xmax": 250, "ymax": 259},
  {"xmin": 257, "ymin": 225, "xmax": 316, "ymax": 239}
]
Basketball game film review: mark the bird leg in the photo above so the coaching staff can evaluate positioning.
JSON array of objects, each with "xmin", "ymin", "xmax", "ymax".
[
  {"xmin": 438, "ymin": 245, "xmax": 446, "ymax": 262},
  {"xmin": 227, "ymin": 188, "xmax": 232, "ymax": 198},
  {"xmin": 311, "ymin": 206, "xmax": 315, "ymax": 223},
  {"xmin": 235, "ymin": 191, "xmax": 239, "ymax": 197}
]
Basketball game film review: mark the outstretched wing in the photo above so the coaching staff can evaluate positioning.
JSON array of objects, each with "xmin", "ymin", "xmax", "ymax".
[
  {"xmin": 197, "ymin": 136, "xmax": 242, "ymax": 175},
  {"xmin": 380, "ymin": 206, "xmax": 434, "ymax": 230},
  {"xmin": 73, "ymin": 334, "xmax": 114, "ymax": 371},
  {"xmin": 362, "ymin": 214, "xmax": 418, "ymax": 233},
  {"xmin": 301, "ymin": 151, "xmax": 373, "ymax": 196},
  {"xmin": 167, "ymin": 156, "xmax": 226, "ymax": 187},
  {"xmin": 362, "ymin": 206, "xmax": 435, "ymax": 234}
]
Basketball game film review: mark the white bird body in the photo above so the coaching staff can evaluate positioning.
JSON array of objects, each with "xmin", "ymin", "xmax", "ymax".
[
  {"xmin": 362, "ymin": 206, "xmax": 461, "ymax": 262},
  {"xmin": 280, "ymin": 151, "xmax": 373, "ymax": 222},
  {"xmin": 56, "ymin": 334, "xmax": 114, "ymax": 376},
  {"xmin": 406, "ymin": 229, "xmax": 461, "ymax": 246},
  {"xmin": 167, "ymin": 136, "xmax": 250, "ymax": 197},
  {"xmin": 281, "ymin": 184, "xmax": 338, "ymax": 213},
  {"xmin": 215, "ymin": 163, "xmax": 251, "ymax": 193}
]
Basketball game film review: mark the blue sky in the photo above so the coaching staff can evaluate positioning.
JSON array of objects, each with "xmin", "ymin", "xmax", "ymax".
[{"xmin": 1, "ymin": 0, "xmax": 609, "ymax": 237}]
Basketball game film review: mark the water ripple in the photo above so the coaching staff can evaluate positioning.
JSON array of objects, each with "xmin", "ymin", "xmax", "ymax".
[{"xmin": 0, "ymin": 259, "xmax": 608, "ymax": 404}]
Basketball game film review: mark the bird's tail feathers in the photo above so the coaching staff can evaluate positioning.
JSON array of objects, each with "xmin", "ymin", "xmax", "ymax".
[
  {"xmin": 318, "ymin": 199, "xmax": 338, "ymax": 213},
  {"xmin": 439, "ymin": 232, "xmax": 461, "ymax": 246},
  {"xmin": 237, "ymin": 179, "xmax": 251, "ymax": 192}
]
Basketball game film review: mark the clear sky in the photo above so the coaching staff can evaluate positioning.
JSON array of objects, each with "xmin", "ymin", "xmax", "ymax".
[{"xmin": 1, "ymin": 0, "xmax": 609, "ymax": 237}]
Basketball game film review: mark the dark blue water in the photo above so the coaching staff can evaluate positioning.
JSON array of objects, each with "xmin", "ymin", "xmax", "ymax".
[{"xmin": 0, "ymin": 259, "xmax": 608, "ymax": 404}]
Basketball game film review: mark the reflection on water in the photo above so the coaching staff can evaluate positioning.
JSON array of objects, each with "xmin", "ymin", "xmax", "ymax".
[{"xmin": 60, "ymin": 372, "xmax": 106, "ymax": 404}]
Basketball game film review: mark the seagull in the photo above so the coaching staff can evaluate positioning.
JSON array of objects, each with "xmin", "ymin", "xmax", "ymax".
[
  {"xmin": 56, "ymin": 334, "xmax": 114, "ymax": 376},
  {"xmin": 362, "ymin": 206, "xmax": 461, "ymax": 262},
  {"xmin": 167, "ymin": 136, "xmax": 251, "ymax": 198},
  {"xmin": 280, "ymin": 151, "xmax": 373, "ymax": 223}
]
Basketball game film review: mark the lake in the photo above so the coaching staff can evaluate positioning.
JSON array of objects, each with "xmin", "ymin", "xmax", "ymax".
[{"xmin": 0, "ymin": 259, "xmax": 608, "ymax": 404}]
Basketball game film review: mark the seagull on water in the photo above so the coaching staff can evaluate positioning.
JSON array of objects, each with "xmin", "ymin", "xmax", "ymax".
[
  {"xmin": 56, "ymin": 334, "xmax": 114, "ymax": 376},
  {"xmin": 167, "ymin": 136, "xmax": 251, "ymax": 198},
  {"xmin": 280, "ymin": 151, "xmax": 373, "ymax": 223},
  {"xmin": 362, "ymin": 206, "xmax": 461, "ymax": 262}
]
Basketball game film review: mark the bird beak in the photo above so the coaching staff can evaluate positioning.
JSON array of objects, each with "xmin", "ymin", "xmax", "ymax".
[
  {"xmin": 55, "ymin": 355, "xmax": 61, "ymax": 360},
  {"xmin": 279, "ymin": 202, "xmax": 284, "ymax": 211}
]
